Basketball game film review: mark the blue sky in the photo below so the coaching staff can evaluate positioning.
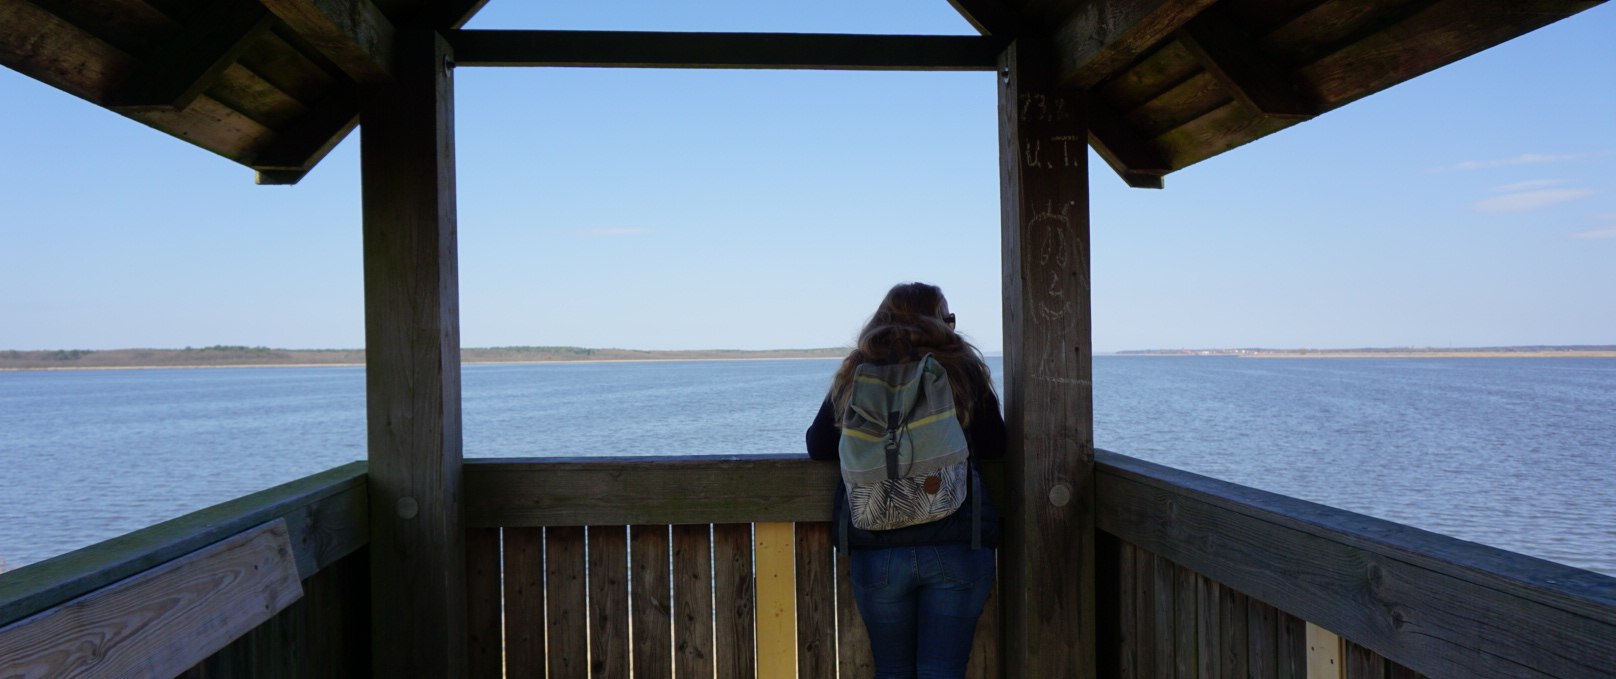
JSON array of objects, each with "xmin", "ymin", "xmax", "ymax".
[{"xmin": 1, "ymin": 1, "xmax": 1611, "ymax": 354}]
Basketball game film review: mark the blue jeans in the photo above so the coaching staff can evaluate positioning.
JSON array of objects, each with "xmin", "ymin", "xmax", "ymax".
[{"xmin": 848, "ymin": 545, "xmax": 997, "ymax": 679}]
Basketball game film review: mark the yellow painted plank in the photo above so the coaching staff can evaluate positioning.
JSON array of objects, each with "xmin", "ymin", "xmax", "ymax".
[
  {"xmin": 1306, "ymin": 622, "xmax": 1344, "ymax": 679},
  {"xmin": 0, "ymin": 519, "xmax": 303, "ymax": 679},
  {"xmin": 755, "ymin": 522, "xmax": 798, "ymax": 679}
]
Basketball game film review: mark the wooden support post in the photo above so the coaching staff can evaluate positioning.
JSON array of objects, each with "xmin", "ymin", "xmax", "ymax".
[
  {"xmin": 998, "ymin": 37, "xmax": 1096, "ymax": 678},
  {"xmin": 359, "ymin": 28, "xmax": 465, "ymax": 678}
]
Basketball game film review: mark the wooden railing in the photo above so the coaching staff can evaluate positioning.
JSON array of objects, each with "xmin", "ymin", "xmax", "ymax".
[
  {"xmin": 0, "ymin": 462, "xmax": 371, "ymax": 678},
  {"xmin": 1094, "ymin": 449, "xmax": 1616, "ymax": 679},
  {"xmin": 462, "ymin": 455, "xmax": 1002, "ymax": 678}
]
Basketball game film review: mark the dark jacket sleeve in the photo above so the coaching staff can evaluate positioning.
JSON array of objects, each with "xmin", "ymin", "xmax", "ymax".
[
  {"xmin": 805, "ymin": 397, "xmax": 839, "ymax": 460},
  {"xmin": 966, "ymin": 390, "xmax": 1007, "ymax": 461}
]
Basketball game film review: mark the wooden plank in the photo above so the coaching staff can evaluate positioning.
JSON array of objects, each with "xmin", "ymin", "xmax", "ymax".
[
  {"xmin": 1152, "ymin": 554, "xmax": 1175, "ymax": 675},
  {"xmin": 1249, "ymin": 598, "xmax": 1279, "ymax": 679},
  {"xmin": 447, "ymin": 30, "xmax": 1003, "ymax": 71},
  {"xmin": 0, "ymin": 520, "xmax": 302, "ymax": 679},
  {"xmin": 1083, "ymin": 95, "xmax": 1169, "ymax": 189},
  {"xmin": 1175, "ymin": 3, "xmax": 1314, "ymax": 118},
  {"xmin": 1052, "ymin": 0, "xmax": 1220, "ymax": 88},
  {"xmin": 250, "ymin": 91, "xmax": 359, "ymax": 175},
  {"xmin": 754, "ymin": 522, "xmax": 796, "ymax": 679},
  {"xmin": 295, "ymin": 546, "xmax": 371, "ymax": 678},
  {"xmin": 965, "ymin": 550, "xmax": 1001, "ymax": 679},
  {"xmin": 1116, "ymin": 542, "xmax": 1138, "ymax": 678},
  {"xmin": 238, "ymin": 28, "xmax": 340, "ymax": 104},
  {"xmin": 793, "ymin": 522, "xmax": 836, "ymax": 678},
  {"xmin": 1197, "ymin": 575, "xmax": 1220, "ymax": 679},
  {"xmin": 546, "ymin": 526, "xmax": 588, "ymax": 677},
  {"xmin": 588, "ymin": 525, "xmax": 631, "ymax": 679},
  {"xmin": 1095, "ymin": 534, "xmax": 1122, "ymax": 679},
  {"xmin": 1221, "ymin": 585, "xmax": 1248, "ymax": 679},
  {"xmin": 631, "ymin": 525, "xmax": 673, "ymax": 679},
  {"xmin": 260, "ymin": 0, "xmax": 394, "ymax": 82},
  {"xmin": 945, "ymin": 0, "xmax": 1020, "ymax": 36},
  {"xmin": 1307, "ymin": 622, "xmax": 1343, "ymax": 679},
  {"xmin": 1148, "ymin": 98, "xmax": 1299, "ymax": 170},
  {"xmin": 1278, "ymin": 609, "xmax": 1307, "ymax": 678},
  {"xmin": 1175, "ymin": 564, "xmax": 1197, "ymax": 678},
  {"xmin": 835, "ymin": 544, "xmax": 873, "ymax": 679},
  {"xmin": 1097, "ymin": 40, "xmax": 1202, "ymax": 113},
  {"xmin": 1135, "ymin": 545, "xmax": 1156, "ymax": 679},
  {"xmin": 464, "ymin": 527, "xmax": 502, "ymax": 679},
  {"xmin": 1126, "ymin": 71, "xmax": 1230, "ymax": 140},
  {"xmin": 360, "ymin": 28, "xmax": 465, "ymax": 679},
  {"xmin": 25, "ymin": 0, "xmax": 175, "ymax": 54},
  {"xmin": 1095, "ymin": 455, "xmax": 1616, "ymax": 679},
  {"xmin": 206, "ymin": 63, "xmax": 313, "ymax": 130},
  {"xmin": 712, "ymin": 523, "xmax": 757, "ymax": 679},
  {"xmin": 1344, "ymin": 642, "xmax": 1387, "ymax": 679},
  {"xmin": 465, "ymin": 455, "xmax": 841, "ymax": 527},
  {"xmin": 502, "ymin": 527, "xmax": 545, "ymax": 676},
  {"xmin": 997, "ymin": 36, "xmax": 1096, "ymax": 678},
  {"xmin": 673, "ymin": 524, "xmax": 715, "ymax": 679},
  {"xmin": 1387, "ymin": 662, "xmax": 1423, "ymax": 679},
  {"xmin": 109, "ymin": 0, "xmax": 274, "ymax": 110},
  {"xmin": 0, "ymin": 462, "xmax": 366, "ymax": 628}
]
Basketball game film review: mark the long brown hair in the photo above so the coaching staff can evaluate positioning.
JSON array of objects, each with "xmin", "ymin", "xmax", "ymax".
[{"xmin": 830, "ymin": 282, "xmax": 996, "ymax": 426}]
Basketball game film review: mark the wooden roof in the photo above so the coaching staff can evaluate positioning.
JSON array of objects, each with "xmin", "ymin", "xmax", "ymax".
[{"xmin": 1, "ymin": 0, "xmax": 1604, "ymax": 187}]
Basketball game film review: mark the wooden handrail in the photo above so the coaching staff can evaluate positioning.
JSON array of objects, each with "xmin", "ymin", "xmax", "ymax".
[{"xmin": 1095, "ymin": 449, "xmax": 1616, "ymax": 678}]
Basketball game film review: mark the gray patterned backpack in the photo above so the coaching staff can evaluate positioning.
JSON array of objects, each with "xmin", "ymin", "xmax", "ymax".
[{"xmin": 837, "ymin": 354, "xmax": 972, "ymax": 535}]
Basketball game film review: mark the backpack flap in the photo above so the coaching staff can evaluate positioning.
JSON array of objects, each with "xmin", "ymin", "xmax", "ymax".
[{"xmin": 838, "ymin": 355, "xmax": 971, "ymax": 531}]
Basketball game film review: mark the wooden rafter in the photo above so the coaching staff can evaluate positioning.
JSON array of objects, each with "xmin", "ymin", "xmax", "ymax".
[
  {"xmin": 1176, "ymin": 5, "xmax": 1313, "ymax": 119},
  {"xmin": 251, "ymin": 92, "xmax": 359, "ymax": 185},
  {"xmin": 1084, "ymin": 96, "xmax": 1168, "ymax": 188},
  {"xmin": 260, "ymin": 0, "xmax": 394, "ymax": 83},
  {"xmin": 448, "ymin": 30, "xmax": 1004, "ymax": 71},
  {"xmin": 108, "ymin": 0, "xmax": 274, "ymax": 111},
  {"xmin": 1055, "ymin": 0, "xmax": 1219, "ymax": 89},
  {"xmin": 440, "ymin": 0, "xmax": 489, "ymax": 30},
  {"xmin": 945, "ymin": 0, "xmax": 1020, "ymax": 36}
]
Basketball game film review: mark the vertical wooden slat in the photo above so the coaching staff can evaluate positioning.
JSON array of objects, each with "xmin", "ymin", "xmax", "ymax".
[
  {"xmin": 632, "ymin": 524, "xmax": 674, "ymax": 679},
  {"xmin": 1095, "ymin": 533, "xmax": 1121, "ymax": 679},
  {"xmin": 794, "ymin": 522, "xmax": 837, "ymax": 678},
  {"xmin": 1277, "ymin": 610, "xmax": 1307, "ymax": 678},
  {"xmin": 1175, "ymin": 565, "xmax": 1196, "ymax": 678},
  {"xmin": 465, "ymin": 527, "xmax": 502, "ymax": 678},
  {"xmin": 673, "ymin": 524, "xmax": 716, "ymax": 679},
  {"xmin": 1306, "ymin": 623, "xmax": 1344, "ymax": 679},
  {"xmin": 504, "ymin": 527, "xmax": 545, "ymax": 676},
  {"xmin": 1136, "ymin": 547, "xmax": 1157, "ymax": 679},
  {"xmin": 997, "ymin": 33, "xmax": 1095, "ymax": 679},
  {"xmin": 590, "ymin": 525, "xmax": 631, "ymax": 679},
  {"xmin": 754, "ymin": 522, "xmax": 797, "ymax": 679},
  {"xmin": 1152, "ymin": 554, "xmax": 1176, "ymax": 674},
  {"xmin": 1249, "ymin": 598, "xmax": 1279, "ymax": 678},
  {"xmin": 1387, "ymin": 662, "xmax": 1423, "ymax": 679},
  {"xmin": 1116, "ymin": 542, "xmax": 1138, "ymax": 679},
  {"xmin": 965, "ymin": 549, "xmax": 1001, "ymax": 679},
  {"xmin": 547, "ymin": 526, "xmax": 588, "ymax": 677},
  {"xmin": 1344, "ymin": 642, "xmax": 1388, "ymax": 679},
  {"xmin": 835, "ymin": 545, "xmax": 874, "ymax": 679},
  {"xmin": 361, "ymin": 26, "xmax": 466, "ymax": 678},
  {"xmin": 1221, "ymin": 585, "xmax": 1248, "ymax": 678},
  {"xmin": 713, "ymin": 523, "xmax": 757, "ymax": 679},
  {"xmin": 1197, "ymin": 576, "xmax": 1220, "ymax": 679}
]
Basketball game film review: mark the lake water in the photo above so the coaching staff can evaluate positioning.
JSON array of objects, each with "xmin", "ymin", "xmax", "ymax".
[{"xmin": 1, "ymin": 357, "xmax": 1613, "ymax": 576}]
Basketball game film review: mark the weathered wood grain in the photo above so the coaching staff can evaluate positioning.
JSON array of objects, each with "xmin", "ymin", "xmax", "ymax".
[
  {"xmin": 673, "ymin": 524, "xmax": 715, "ymax": 679},
  {"xmin": 754, "ymin": 522, "xmax": 796, "ymax": 677},
  {"xmin": 1175, "ymin": 2, "xmax": 1314, "ymax": 118},
  {"xmin": 109, "ymin": 0, "xmax": 272, "ymax": 110},
  {"xmin": 359, "ymin": 28, "xmax": 465, "ymax": 679},
  {"xmin": 1197, "ymin": 573, "xmax": 1220, "ymax": 679},
  {"xmin": 1116, "ymin": 541, "xmax": 1138, "ymax": 678},
  {"xmin": 1175, "ymin": 564, "xmax": 1197, "ymax": 677},
  {"xmin": 1136, "ymin": 544, "xmax": 1157, "ymax": 678},
  {"xmin": 835, "ymin": 545, "xmax": 874, "ymax": 679},
  {"xmin": 1344, "ymin": 641, "xmax": 1387, "ymax": 679},
  {"xmin": 1307, "ymin": 622, "xmax": 1344, "ymax": 679},
  {"xmin": 997, "ymin": 36, "xmax": 1096, "ymax": 678},
  {"xmin": 712, "ymin": 523, "xmax": 756, "ymax": 679},
  {"xmin": 1278, "ymin": 608, "xmax": 1306, "ymax": 678},
  {"xmin": 1152, "ymin": 554, "xmax": 1176, "ymax": 674},
  {"xmin": 794, "ymin": 522, "xmax": 836, "ymax": 678},
  {"xmin": 0, "ymin": 520, "xmax": 302, "ymax": 679},
  {"xmin": 631, "ymin": 525, "xmax": 673, "ymax": 679},
  {"xmin": 1221, "ymin": 584, "xmax": 1248, "ymax": 678},
  {"xmin": 546, "ymin": 526, "xmax": 588, "ymax": 677},
  {"xmin": 588, "ymin": 525, "xmax": 631, "ymax": 679},
  {"xmin": 0, "ymin": 462, "xmax": 365, "ymax": 629},
  {"xmin": 1052, "ymin": 0, "xmax": 1220, "ymax": 88},
  {"xmin": 503, "ymin": 527, "xmax": 544, "ymax": 676},
  {"xmin": 1249, "ymin": 598, "xmax": 1279, "ymax": 679},
  {"xmin": 1096, "ymin": 452, "xmax": 1616, "ymax": 678},
  {"xmin": 464, "ymin": 527, "xmax": 502, "ymax": 678},
  {"xmin": 1096, "ymin": 40, "xmax": 1201, "ymax": 113},
  {"xmin": 260, "ymin": 0, "xmax": 394, "ymax": 82},
  {"xmin": 464, "ymin": 455, "xmax": 841, "ymax": 527},
  {"xmin": 448, "ymin": 30, "xmax": 1003, "ymax": 71},
  {"xmin": 238, "ymin": 28, "xmax": 339, "ymax": 104}
]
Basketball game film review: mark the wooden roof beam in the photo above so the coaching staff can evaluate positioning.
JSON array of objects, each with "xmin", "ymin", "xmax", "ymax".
[
  {"xmin": 1055, "ymin": 0, "xmax": 1219, "ymax": 89},
  {"xmin": 448, "ymin": 31, "xmax": 1004, "ymax": 71},
  {"xmin": 945, "ymin": 0, "xmax": 1021, "ymax": 36},
  {"xmin": 1084, "ymin": 97, "xmax": 1168, "ymax": 189},
  {"xmin": 252, "ymin": 92, "xmax": 359, "ymax": 185},
  {"xmin": 108, "ymin": 0, "xmax": 275, "ymax": 111},
  {"xmin": 439, "ymin": 0, "xmax": 489, "ymax": 30},
  {"xmin": 260, "ymin": 0, "xmax": 395, "ymax": 83},
  {"xmin": 1175, "ymin": 6, "xmax": 1314, "ymax": 119}
]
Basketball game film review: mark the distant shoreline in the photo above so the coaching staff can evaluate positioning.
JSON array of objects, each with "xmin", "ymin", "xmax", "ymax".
[
  {"xmin": 1112, "ymin": 347, "xmax": 1616, "ymax": 359},
  {"xmin": 0, "ymin": 347, "xmax": 849, "ymax": 372}
]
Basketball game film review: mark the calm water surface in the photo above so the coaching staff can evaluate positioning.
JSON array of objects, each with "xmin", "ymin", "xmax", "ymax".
[{"xmin": 1, "ymin": 357, "xmax": 1612, "ymax": 575}]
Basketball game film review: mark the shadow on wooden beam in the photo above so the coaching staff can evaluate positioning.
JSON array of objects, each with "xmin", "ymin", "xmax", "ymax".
[
  {"xmin": 448, "ymin": 30, "xmax": 1004, "ymax": 71},
  {"xmin": 1176, "ymin": 4, "xmax": 1314, "ymax": 119},
  {"xmin": 109, "ymin": 0, "xmax": 275, "ymax": 111}
]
